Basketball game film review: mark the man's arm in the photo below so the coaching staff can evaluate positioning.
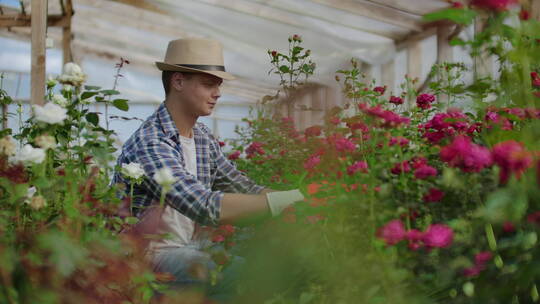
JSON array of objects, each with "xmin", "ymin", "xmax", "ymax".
[
  {"xmin": 219, "ymin": 192, "xmax": 270, "ymax": 225},
  {"xmin": 133, "ymin": 140, "xmax": 277, "ymax": 226}
]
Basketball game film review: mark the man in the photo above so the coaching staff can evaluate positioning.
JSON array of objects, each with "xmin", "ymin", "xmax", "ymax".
[{"xmin": 112, "ymin": 38, "xmax": 304, "ymax": 300}]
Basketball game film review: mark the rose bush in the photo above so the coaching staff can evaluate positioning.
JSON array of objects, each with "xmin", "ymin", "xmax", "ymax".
[{"xmin": 224, "ymin": 6, "xmax": 540, "ymax": 303}]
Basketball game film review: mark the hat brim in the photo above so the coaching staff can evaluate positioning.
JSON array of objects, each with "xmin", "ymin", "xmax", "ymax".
[{"xmin": 155, "ymin": 62, "xmax": 236, "ymax": 80}]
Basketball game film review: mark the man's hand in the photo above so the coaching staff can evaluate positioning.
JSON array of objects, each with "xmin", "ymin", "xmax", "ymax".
[{"xmin": 265, "ymin": 189, "xmax": 305, "ymax": 216}]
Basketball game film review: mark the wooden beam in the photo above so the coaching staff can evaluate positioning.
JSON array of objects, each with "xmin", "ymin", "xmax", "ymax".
[
  {"xmin": 62, "ymin": 0, "xmax": 73, "ymax": 64},
  {"xmin": 75, "ymin": 0, "xmax": 193, "ymax": 38},
  {"xmin": 30, "ymin": 0, "xmax": 47, "ymax": 106},
  {"xmin": 396, "ymin": 27, "xmax": 436, "ymax": 51},
  {"xmin": 0, "ymin": 14, "xmax": 68, "ymax": 28},
  {"xmin": 365, "ymin": 0, "xmax": 450, "ymax": 16},
  {"xmin": 311, "ymin": 0, "xmax": 423, "ymax": 32},
  {"xmin": 196, "ymin": 0, "xmax": 401, "ymax": 39}
]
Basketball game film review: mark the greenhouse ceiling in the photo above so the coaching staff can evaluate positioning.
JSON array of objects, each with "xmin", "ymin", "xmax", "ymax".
[{"xmin": 0, "ymin": 0, "xmax": 452, "ymax": 102}]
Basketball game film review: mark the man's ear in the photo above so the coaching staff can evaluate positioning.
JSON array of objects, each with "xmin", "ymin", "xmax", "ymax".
[{"xmin": 170, "ymin": 72, "xmax": 185, "ymax": 93}]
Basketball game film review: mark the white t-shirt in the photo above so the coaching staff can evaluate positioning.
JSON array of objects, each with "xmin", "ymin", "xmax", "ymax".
[{"xmin": 147, "ymin": 133, "xmax": 199, "ymax": 253}]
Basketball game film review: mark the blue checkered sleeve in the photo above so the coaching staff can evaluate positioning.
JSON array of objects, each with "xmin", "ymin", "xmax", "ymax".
[
  {"xmin": 132, "ymin": 140, "xmax": 224, "ymax": 226},
  {"xmin": 205, "ymin": 131, "xmax": 266, "ymax": 195}
]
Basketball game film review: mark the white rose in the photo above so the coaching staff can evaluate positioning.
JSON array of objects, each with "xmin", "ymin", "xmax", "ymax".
[
  {"xmin": 35, "ymin": 134, "xmax": 56, "ymax": 150},
  {"xmin": 0, "ymin": 136, "xmax": 16, "ymax": 156},
  {"xmin": 33, "ymin": 103, "xmax": 67, "ymax": 124},
  {"xmin": 64, "ymin": 62, "xmax": 82, "ymax": 76},
  {"xmin": 62, "ymin": 84, "xmax": 73, "ymax": 92},
  {"xmin": 58, "ymin": 62, "xmax": 87, "ymax": 87},
  {"xmin": 121, "ymin": 162, "xmax": 145, "ymax": 180},
  {"xmin": 14, "ymin": 144, "xmax": 46, "ymax": 164},
  {"xmin": 153, "ymin": 167, "xmax": 176, "ymax": 187},
  {"xmin": 51, "ymin": 94, "xmax": 69, "ymax": 107}
]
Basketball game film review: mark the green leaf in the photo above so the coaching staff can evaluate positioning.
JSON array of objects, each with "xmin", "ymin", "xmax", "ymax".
[
  {"xmin": 481, "ymin": 188, "xmax": 528, "ymax": 223},
  {"xmin": 423, "ymin": 8, "xmax": 477, "ymax": 25},
  {"xmin": 113, "ymin": 99, "xmax": 129, "ymax": 111},
  {"xmin": 449, "ymin": 38, "xmax": 467, "ymax": 46},
  {"xmin": 100, "ymin": 89, "xmax": 121, "ymax": 96},
  {"xmin": 125, "ymin": 217, "xmax": 139, "ymax": 225},
  {"xmin": 38, "ymin": 231, "xmax": 88, "ymax": 277},
  {"xmin": 279, "ymin": 65, "xmax": 290, "ymax": 73},
  {"xmin": 80, "ymin": 91, "xmax": 98, "ymax": 100},
  {"xmin": 85, "ymin": 112, "xmax": 99, "ymax": 126},
  {"xmin": 299, "ymin": 292, "xmax": 315, "ymax": 304},
  {"xmin": 292, "ymin": 46, "xmax": 304, "ymax": 55},
  {"xmin": 84, "ymin": 85, "xmax": 101, "ymax": 90}
]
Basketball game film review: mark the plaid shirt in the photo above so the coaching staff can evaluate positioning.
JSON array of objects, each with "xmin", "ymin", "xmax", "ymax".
[{"xmin": 112, "ymin": 102, "xmax": 265, "ymax": 226}]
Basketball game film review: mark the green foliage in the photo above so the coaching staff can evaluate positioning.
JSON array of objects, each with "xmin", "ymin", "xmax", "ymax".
[{"xmin": 423, "ymin": 8, "xmax": 477, "ymax": 25}]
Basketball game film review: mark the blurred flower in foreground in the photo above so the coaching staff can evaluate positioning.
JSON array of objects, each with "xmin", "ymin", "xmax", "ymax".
[
  {"xmin": 153, "ymin": 167, "xmax": 176, "ymax": 188},
  {"xmin": 14, "ymin": 145, "xmax": 46, "ymax": 164},
  {"xmin": 0, "ymin": 136, "xmax": 16, "ymax": 156},
  {"xmin": 35, "ymin": 134, "xmax": 57, "ymax": 150},
  {"xmin": 121, "ymin": 162, "xmax": 145, "ymax": 180},
  {"xmin": 33, "ymin": 103, "xmax": 68, "ymax": 125}
]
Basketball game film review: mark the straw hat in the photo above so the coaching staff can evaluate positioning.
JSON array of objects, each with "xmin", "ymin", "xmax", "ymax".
[{"xmin": 155, "ymin": 38, "xmax": 235, "ymax": 80}]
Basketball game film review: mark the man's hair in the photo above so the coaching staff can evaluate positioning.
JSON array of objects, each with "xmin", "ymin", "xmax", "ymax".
[{"xmin": 162, "ymin": 71, "xmax": 194, "ymax": 96}]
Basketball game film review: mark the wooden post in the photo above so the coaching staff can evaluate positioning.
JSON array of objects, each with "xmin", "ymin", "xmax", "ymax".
[
  {"xmin": 532, "ymin": 0, "xmax": 540, "ymax": 21},
  {"xmin": 361, "ymin": 62, "xmax": 373, "ymax": 85},
  {"xmin": 62, "ymin": 0, "xmax": 73, "ymax": 65},
  {"xmin": 437, "ymin": 26, "xmax": 454, "ymax": 104},
  {"xmin": 474, "ymin": 16, "xmax": 492, "ymax": 79},
  {"xmin": 437, "ymin": 26, "xmax": 454, "ymax": 64},
  {"xmin": 381, "ymin": 59, "xmax": 395, "ymax": 95},
  {"xmin": 407, "ymin": 40, "xmax": 422, "ymax": 107},
  {"xmin": 31, "ymin": 0, "xmax": 47, "ymax": 106}
]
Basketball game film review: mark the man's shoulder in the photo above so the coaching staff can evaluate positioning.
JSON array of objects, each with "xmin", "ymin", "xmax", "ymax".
[
  {"xmin": 124, "ymin": 119, "xmax": 162, "ymax": 147},
  {"xmin": 195, "ymin": 121, "xmax": 212, "ymax": 135}
]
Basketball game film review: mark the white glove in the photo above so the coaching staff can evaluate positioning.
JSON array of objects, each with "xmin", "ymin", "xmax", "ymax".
[{"xmin": 265, "ymin": 189, "xmax": 305, "ymax": 216}]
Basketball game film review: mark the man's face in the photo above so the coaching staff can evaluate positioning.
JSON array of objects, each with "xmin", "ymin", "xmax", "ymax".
[{"xmin": 175, "ymin": 72, "xmax": 223, "ymax": 117}]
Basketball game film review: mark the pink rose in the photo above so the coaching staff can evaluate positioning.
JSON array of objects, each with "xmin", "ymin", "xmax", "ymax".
[
  {"xmin": 347, "ymin": 160, "xmax": 368, "ymax": 175},
  {"xmin": 373, "ymin": 86, "xmax": 386, "ymax": 95},
  {"xmin": 389, "ymin": 96, "xmax": 404, "ymax": 105},
  {"xmin": 471, "ymin": 0, "xmax": 518, "ymax": 11},
  {"xmin": 377, "ymin": 220, "xmax": 406, "ymax": 245},
  {"xmin": 423, "ymin": 188, "xmax": 445, "ymax": 203},
  {"xmin": 414, "ymin": 165, "xmax": 438, "ymax": 179},
  {"xmin": 440, "ymin": 135, "xmax": 493, "ymax": 173},
  {"xmin": 416, "ymin": 94, "xmax": 436, "ymax": 110},
  {"xmin": 228, "ymin": 150, "xmax": 241, "ymax": 160},
  {"xmin": 492, "ymin": 140, "xmax": 533, "ymax": 184},
  {"xmin": 423, "ymin": 224, "xmax": 454, "ymax": 248}
]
